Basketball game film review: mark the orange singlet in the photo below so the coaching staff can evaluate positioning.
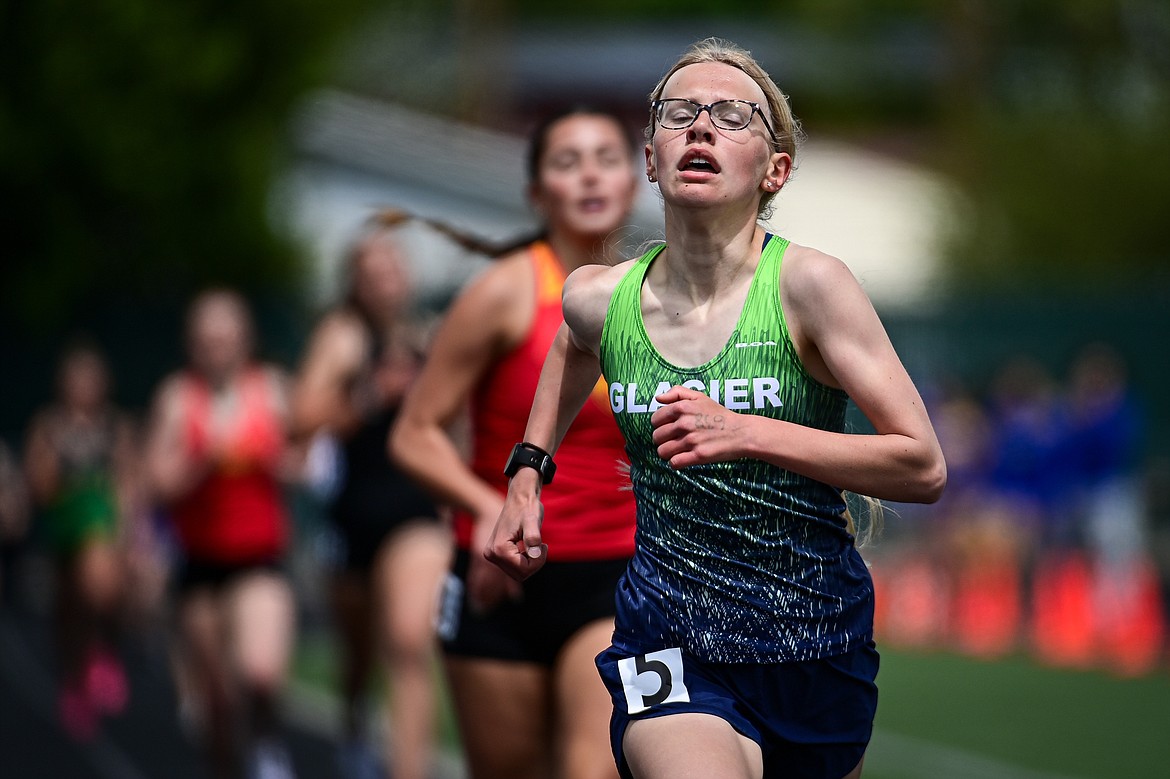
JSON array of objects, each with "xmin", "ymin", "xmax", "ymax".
[
  {"xmin": 170, "ymin": 367, "xmax": 288, "ymax": 563},
  {"xmin": 454, "ymin": 242, "xmax": 635, "ymax": 561}
]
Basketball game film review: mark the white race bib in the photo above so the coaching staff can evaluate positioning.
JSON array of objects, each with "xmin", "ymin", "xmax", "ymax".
[{"xmin": 617, "ymin": 647, "xmax": 690, "ymax": 714}]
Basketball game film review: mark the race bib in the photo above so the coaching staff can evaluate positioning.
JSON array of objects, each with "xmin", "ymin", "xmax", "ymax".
[
  {"xmin": 617, "ymin": 647, "xmax": 690, "ymax": 714},
  {"xmin": 434, "ymin": 573, "xmax": 463, "ymax": 642}
]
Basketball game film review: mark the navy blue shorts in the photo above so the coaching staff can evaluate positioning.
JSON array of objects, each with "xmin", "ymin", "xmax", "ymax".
[{"xmin": 595, "ymin": 639, "xmax": 879, "ymax": 779}]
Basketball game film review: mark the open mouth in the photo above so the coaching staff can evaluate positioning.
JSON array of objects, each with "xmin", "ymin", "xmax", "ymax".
[{"xmin": 680, "ymin": 150, "xmax": 720, "ymax": 173}]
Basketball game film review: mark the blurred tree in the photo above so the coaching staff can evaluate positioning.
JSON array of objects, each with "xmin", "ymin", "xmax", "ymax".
[
  {"xmin": 9, "ymin": 0, "xmax": 1161, "ymax": 328},
  {"xmin": 512, "ymin": 0, "xmax": 749, "ymax": 17},
  {"xmin": 0, "ymin": 0, "xmax": 375, "ymax": 332},
  {"xmin": 932, "ymin": 0, "xmax": 1170, "ymax": 290},
  {"xmin": 328, "ymin": 0, "xmax": 516, "ymax": 121}
]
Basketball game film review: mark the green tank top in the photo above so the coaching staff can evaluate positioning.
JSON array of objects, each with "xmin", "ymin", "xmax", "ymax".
[{"xmin": 598, "ymin": 234, "xmax": 874, "ymax": 663}]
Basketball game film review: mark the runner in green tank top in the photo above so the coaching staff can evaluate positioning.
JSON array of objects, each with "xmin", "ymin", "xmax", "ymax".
[
  {"xmin": 487, "ymin": 38, "xmax": 946, "ymax": 779},
  {"xmin": 599, "ymin": 234, "xmax": 872, "ymax": 665},
  {"xmin": 24, "ymin": 342, "xmax": 136, "ymax": 741}
]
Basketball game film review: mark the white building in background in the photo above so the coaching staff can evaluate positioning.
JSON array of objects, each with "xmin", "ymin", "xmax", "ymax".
[
  {"xmin": 277, "ymin": 90, "xmax": 959, "ymax": 313},
  {"xmin": 766, "ymin": 140, "xmax": 960, "ymax": 311}
]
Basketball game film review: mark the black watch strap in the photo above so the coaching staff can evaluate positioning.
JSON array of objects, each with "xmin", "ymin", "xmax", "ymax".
[{"xmin": 503, "ymin": 442, "xmax": 557, "ymax": 484}]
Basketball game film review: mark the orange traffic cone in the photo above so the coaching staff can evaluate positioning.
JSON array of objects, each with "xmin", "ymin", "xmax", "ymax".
[
  {"xmin": 875, "ymin": 553, "xmax": 948, "ymax": 649},
  {"xmin": 1095, "ymin": 556, "xmax": 1166, "ymax": 677},
  {"xmin": 952, "ymin": 556, "xmax": 1021, "ymax": 658},
  {"xmin": 1030, "ymin": 551, "xmax": 1096, "ymax": 668}
]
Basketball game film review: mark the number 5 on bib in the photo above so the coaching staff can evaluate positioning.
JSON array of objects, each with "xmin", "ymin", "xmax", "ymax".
[{"xmin": 617, "ymin": 648, "xmax": 690, "ymax": 714}]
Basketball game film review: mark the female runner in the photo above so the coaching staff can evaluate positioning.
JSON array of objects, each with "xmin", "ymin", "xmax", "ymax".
[
  {"xmin": 487, "ymin": 40, "xmax": 946, "ymax": 779},
  {"xmin": 391, "ymin": 107, "xmax": 641, "ymax": 779}
]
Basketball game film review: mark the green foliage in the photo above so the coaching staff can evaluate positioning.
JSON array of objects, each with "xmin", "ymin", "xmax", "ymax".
[
  {"xmin": 756, "ymin": 0, "xmax": 1170, "ymax": 290},
  {"xmin": 512, "ymin": 0, "xmax": 772, "ymax": 19},
  {"xmin": 0, "ymin": 0, "xmax": 374, "ymax": 331},
  {"xmin": 4, "ymin": 0, "xmax": 1165, "ymax": 326},
  {"xmin": 930, "ymin": 0, "xmax": 1170, "ymax": 289},
  {"xmin": 941, "ymin": 114, "xmax": 1170, "ymax": 289}
]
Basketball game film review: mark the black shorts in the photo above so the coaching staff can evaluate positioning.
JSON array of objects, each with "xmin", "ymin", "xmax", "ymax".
[
  {"xmin": 174, "ymin": 555, "xmax": 284, "ymax": 595},
  {"xmin": 328, "ymin": 477, "xmax": 440, "ymax": 573},
  {"xmin": 437, "ymin": 548, "xmax": 629, "ymax": 666}
]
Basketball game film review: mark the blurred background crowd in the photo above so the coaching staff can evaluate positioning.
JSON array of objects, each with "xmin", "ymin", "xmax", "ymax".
[
  {"xmin": 2, "ymin": 1, "xmax": 1169, "ymax": 777},
  {"xmin": 873, "ymin": 343, "xmax": 1166, "ymax": 676}
]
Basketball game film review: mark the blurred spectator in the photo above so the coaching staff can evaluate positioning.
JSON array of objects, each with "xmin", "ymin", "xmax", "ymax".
[
  {"xmin": 291, "ymin": 210, "xmax": 451, "ymax": 779},
  {"xmin": 145, "ymin": 289, "xmax": 298, "ymax": 779},
  {"xmin": 930, "ymin": 380, "xmax": 995, "ymax": 527},
  {"xmin": 899, "ymin": 380, "xmax": 1025, "ymax": 657},
  {"xmin": 391, "ymin": 107, "xmax": 641, "ymax": 779},
  {"xmin": 873, "ymin": 345, "xmax": 1165, "ymax": 674},
  {"xmin": 22, "ymin": 340, "xmax": 136, "ymax": 740},
  {"xmin": 1062, "ymin": 343, "xmax": 1162, "ymax": 674},
  {"xmin": 985, "ymin": 355, "xmax": 1070, "ymax": 548},
  {"xmin": 0, "ymin": 438, "xmax": 30, "ymax": 607},
  {"xmin": 1063, "ymin": 343, "xmax": 1145, "ymax": 567}
]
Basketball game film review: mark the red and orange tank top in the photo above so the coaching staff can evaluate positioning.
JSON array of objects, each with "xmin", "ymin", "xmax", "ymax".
[
  {"xmin": 455, "ymin": 242, "xmax": 635, "ymax": 561},
  {"xmin": 170, "ymin": 366, "xmax": 288, "ymax": 563}
]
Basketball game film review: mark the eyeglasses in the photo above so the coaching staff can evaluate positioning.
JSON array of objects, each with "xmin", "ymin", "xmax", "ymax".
[{"xmin": 652, "ymin": 98, "xmax": 778, "ymax": 144}]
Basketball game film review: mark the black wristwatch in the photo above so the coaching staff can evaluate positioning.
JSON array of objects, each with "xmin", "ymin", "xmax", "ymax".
[{"xmin": 503, "ymin": 442, "xmax": 557, "ymax": 484}]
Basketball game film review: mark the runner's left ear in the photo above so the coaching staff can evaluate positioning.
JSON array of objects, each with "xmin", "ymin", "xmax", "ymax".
[{"xmin": 765, "ymin": 152, "xmax": 793, "ymax": 191}]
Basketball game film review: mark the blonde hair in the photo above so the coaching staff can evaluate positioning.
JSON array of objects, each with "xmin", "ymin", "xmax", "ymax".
[
  {"xmin": 645, "ymin": 37, "xmax": 805, "ymax": 215},
  {"xmin": 844, "ymin": 493, "xmax": 885, "ymax": 548}
]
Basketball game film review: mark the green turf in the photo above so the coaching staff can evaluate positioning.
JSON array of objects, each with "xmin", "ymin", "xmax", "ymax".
[
  {"xmin": 294, "ymin": 632, "xmax": 1168, "ymax": 778},
  {"xmin": 866, "ymin": 647, "xmax": 1170, "ymax": 779}
]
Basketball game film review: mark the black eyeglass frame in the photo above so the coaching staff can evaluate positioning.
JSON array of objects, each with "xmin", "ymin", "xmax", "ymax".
[{"xmin": 651, "ymin": 98, "xmax": 779, "ymax": 147}]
